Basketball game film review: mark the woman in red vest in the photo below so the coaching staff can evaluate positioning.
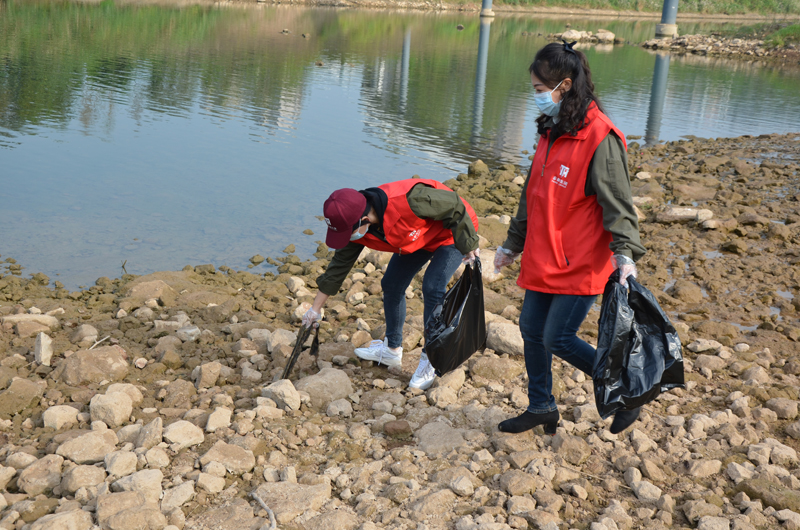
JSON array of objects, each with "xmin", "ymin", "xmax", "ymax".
[
  {"xmin": 302, "ymin": 179, "xmax": 480, "ymax": 391},
  {"xmin": 494, "ymin": 42, "xmax": 646, "ymax": 435}
]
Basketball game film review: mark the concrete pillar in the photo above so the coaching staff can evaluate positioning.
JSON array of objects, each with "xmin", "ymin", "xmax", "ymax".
[
  {"xmin": 480, "ymin": 0, "xmax": 494, "ymax": 18},
  {"xmin": 400, "ymin": 30, "xmax": 410, "ymax": 112},
  {"xmin": 655, "ymin": 0, "xmax": 679, "ymax": 37},
  {"xmin": 644, "ymin": 53, "xmax": 670, "ymax": 147},
  {"xmin": 471, "ymin": 18, "xmax": 492, "ymax": 147}
]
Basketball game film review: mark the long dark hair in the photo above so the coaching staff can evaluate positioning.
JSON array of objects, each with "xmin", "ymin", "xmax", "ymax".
[{"xmin": 530, "ymin": 42, "xmax": 604, "ymax": 138}]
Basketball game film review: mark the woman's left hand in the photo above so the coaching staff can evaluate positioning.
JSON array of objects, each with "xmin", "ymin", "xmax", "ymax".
[{"xmin": 462, "ymin": 248, "xmax": 481, "ymax": 264}]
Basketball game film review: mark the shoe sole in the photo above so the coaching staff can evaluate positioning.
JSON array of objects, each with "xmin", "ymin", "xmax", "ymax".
[
  {"xmin": 354, "ymin": 351, "xmax": 402, "ymax": 368},
  {"xmin": 408, "ymin": 378, "xmax": 435, "ymax": 390}
]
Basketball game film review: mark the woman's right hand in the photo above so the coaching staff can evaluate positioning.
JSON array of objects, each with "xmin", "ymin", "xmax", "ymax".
[
  {"xmin": 302, "ymin": 308, "xmax": 321, "ymax": 328},
  {"xmin": 494, "ymin": 246, "xmax": 520, "ymax": 274}
]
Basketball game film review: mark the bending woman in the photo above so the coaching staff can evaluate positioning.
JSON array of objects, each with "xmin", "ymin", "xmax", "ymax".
[{"xmin": 494, "ymin": 41, "xmax": 646, "ymax": 435}]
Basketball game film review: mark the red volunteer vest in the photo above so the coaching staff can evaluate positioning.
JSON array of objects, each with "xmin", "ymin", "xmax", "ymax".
[
  {"xmin": 358, "ymin": 179, "xmax": 479, "ymax": 254},
  {"xmin": 518, "ymin": 105, "xmax": 626, "ymax": 295}
]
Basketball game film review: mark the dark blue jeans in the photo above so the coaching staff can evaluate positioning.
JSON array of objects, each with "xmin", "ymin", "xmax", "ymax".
[
  {"xmin": 519, "ymin": 290, "xmax": 597, "ymax": 413},
  {"xmin": 382, "ymin": 244, "xmax": 464, "ymax": 350}
]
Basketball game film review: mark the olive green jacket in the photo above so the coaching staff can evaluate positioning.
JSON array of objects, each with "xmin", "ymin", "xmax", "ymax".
[{"xmin": 317, "ymin": 185, "xmax": 479, "ymax": 296}]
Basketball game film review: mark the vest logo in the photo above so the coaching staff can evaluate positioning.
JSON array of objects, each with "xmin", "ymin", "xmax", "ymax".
[
  {"xmin": 325, "ymin": 218, "xmax": 336, "ymax": 230},
  {"xmin": 559, "ymin": 165, "xmax": 570, "ymax": 178},
  {"xmin": 408, "ymin": 229, "xmax": 421, "ymax": 241}
]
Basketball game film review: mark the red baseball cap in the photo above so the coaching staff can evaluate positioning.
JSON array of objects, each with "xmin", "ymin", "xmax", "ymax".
[{"xmin": 323, "ymin": 188, "xmax": 367, "ymax": 249}]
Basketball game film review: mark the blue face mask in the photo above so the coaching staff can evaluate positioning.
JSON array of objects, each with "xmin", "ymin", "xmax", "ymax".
[
  {"xmin": 533, "ymin": 80, "xmax": 564, "ymax": 117},
  {"xmin": 350, "ymin": 219, "xmax": 368, "ymax": 241}
]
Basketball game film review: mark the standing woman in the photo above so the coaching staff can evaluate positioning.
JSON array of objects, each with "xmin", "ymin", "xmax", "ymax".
[{"xmin": 494, "ymin": 41, "xmax": 646, "ymax": 435}]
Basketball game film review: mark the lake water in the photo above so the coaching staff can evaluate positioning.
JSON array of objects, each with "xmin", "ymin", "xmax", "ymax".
[{"xmin": 2, "ymin": 2, "xmax": 800, "ymax": 289}]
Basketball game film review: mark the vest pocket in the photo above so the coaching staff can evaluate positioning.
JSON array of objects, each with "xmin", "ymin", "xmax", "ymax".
[{"xmin": 554, "ymin": 230, "xmax": 569, "ymax": 269}]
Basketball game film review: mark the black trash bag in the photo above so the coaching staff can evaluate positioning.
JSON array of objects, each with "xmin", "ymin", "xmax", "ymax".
[
  {"xmin": 281, "ymin": 324, "xmax": 319, "ymax": 380},
  {"xmin": 593, "ymin": 270, "xmax": 684, "ymax": 419},
  {"xmin": 424, "ymin": 260, "xmax": 487, "ymax": 377}
]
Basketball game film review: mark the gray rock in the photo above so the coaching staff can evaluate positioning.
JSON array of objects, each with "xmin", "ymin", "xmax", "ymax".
[
  {"xmin": 301, "ymin": 511, "xmax": 358, "ymax": 530},
  {"xmin": 253, "ymin": 482, "xmax": 331, "ymax": 524},
  {"xmin": 499, "ymin": 469, "xmax": 538, "ymax": 496},
  {"xmin": 35, "ymin": 332, "xmax": 53, "ymax": 366},
  {"xmin": 135, "ymin": 417, "xmax": 163, "ymax": 450},
  {"xmin": 112, "ymin": 469, "xmax": 164, "ymax": 504},
  {"xmin": 0, "ymin": 378, "xmax": 44, "ymax": 418},
  {"xmin": 43, "ymin": 405, "xmax": 79, "ymax": 430},
  {"xmin": 415, "ymin": 421, "xmax": 466, "ymax": 456},
  {"xmin": 106, "ymin": 383, "xmax": 144, "ymax": 406},
  {"xmin": 551, "ymin": 433, "xmax": 591, "ymax": 465},
  {"xmin": 17, "ymin": 455, "xmax": 64, "ymax": 495},
  {"xmin": 56, "ymin": 429, "xmax": 119, "ymax": 464},
  {"xmin": 105, "ymin": 451, "xmax": 138, "ymax": 478},
  {"xmin": 697, "ymin": 516, "xmax": 731, "ymax": 530},
  {"xmin": 262, "ymin": 380, "xmax": 301, "ymax": 411},
  {"xmin": 54, "ymin": 346, "xmax": 129, "ymax": 386},
  {"xmin": 0, "ymin": 313, "xmax": 59, "ymax": 329},
  {"xmin": 177, "ymin": 325, "xmax": 202, "ymax": 342},
  {"xmin": 631, "ymin": 480, "xmax": 662, "ymax": 501},
  {"xmin": 90, "ymin": 392, "xmax": 133, "ymax": 428},
  {"xmin": 161, "ymin": 481, "xmax": 195, "ymax": 513},
  {"xmin": 267, "ymin": 329, "xmax": 296, "ymax": 353},
  {"xmin": 183, "ymin": 498, "xmax": 263, "ymax": 530},
  {"xmin": 29, "ymin": 510, "xmax": 93, "ymax": 530},
  {"xmin": 683, "ymin": 500, "xmax": 723, "ymax": 524},
  {"xmin": 326, "ymin": 398, "xmax": 353, "ymax": 418},
  {"xmin": 469, "ymin": 355, "xmax": 524, "ymax": 381},
  {"xmin": 106, "ymin": 505, "xmax": 168, "ymax": 530},
  {"xmin": 205, "ymin": 407, "xmax": 233, "ymax": 433},
  {"xmin": 71, "ymin": 324, "xmax": 98, "ymax": 344},
  {"xmin": 486, "ymin": 322, "xmax": 524, "ymax": 356},
  {"xmin": 766, "ymin": 398, "xmax": 798, "ymax": 420},
  {"xmin": 61, "ymin": 464, "xmax": 106, "ymax": 494},
  {"xmin": 163, "ymin": 420, "xmax": 205, "ymax": 450},
  {"xmin": 294, "ymin": 367, "xmax": 354, "ymax": 410},
  {"xmin": 199, "ymin": 441, "xmax": 255, "ymax": 475},
  {"xmin": 573, "ymin": 404, "xmax": 601, "ymax": 422},
  {"xmin": 683, "ymin": 459, "xmax": 722, "ymax": 478},
  {"xmin": 408, "ymin": 488, "xmax": 457, "ymax": 522},
  {"xmin": 193, "ymin": 362, "xmax": 222, "ymax": 389},
  {"xmin": 96, "ymin": 491, "xmax": 148, "ymax": 527}
]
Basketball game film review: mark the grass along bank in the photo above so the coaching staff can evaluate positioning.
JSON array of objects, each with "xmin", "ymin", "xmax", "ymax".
[{"xmin": 489, "ymin": 0, "xmax": 800, "ymax": 17}]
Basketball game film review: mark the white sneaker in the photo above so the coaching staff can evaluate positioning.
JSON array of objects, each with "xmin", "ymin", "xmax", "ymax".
[
  {"xmin": 409, "ymin": 353, "xmax": 436, "ymax": 390},
  {"xmin": 354, "ymin": 339, "xmax": 402, "ymax": 368}
]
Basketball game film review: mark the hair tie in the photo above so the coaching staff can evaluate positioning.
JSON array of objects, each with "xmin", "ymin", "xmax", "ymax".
[{"xmin": 562, "ymin": 39, "xmax": 578, "ymax": 56}]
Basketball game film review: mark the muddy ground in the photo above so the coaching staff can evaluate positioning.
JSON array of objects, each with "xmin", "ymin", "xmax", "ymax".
[{"xmin": 1, "ymin": 131, "xmax": 800, "ymax": 530}]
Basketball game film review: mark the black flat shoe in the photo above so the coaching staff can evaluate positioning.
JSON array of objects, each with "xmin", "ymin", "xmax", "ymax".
[
  {"xmin": 610, "ymin": 407, "xmax": 640, "ymax": 434},
  {"xmin": 498, "ymin": 410, "xmax": 560, "ymax": 435}
]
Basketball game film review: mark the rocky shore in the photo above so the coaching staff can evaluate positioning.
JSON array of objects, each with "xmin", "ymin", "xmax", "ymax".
[
  {"xmin": 1, "ymin": 131, "xmax": 800, "ymax": 530},
  {"xmin": 642, "ymin": 34, "xmax": 800, "ymax": 63}
]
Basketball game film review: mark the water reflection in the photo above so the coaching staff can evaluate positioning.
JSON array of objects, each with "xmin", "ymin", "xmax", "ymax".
[
  {"xmin": 471, "ymin": 18, "xmax": 492, "ymax": 149},
  {"xmin": 645, "ymin": 52, "xmax": 671, "ymax": 147},
  {"xmin": 1, "ymin": 3, "xmax": 800, "ymax": 288}
]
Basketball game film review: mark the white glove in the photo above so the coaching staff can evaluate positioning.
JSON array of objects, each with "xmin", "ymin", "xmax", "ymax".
[
  {"xmin": 302, "ymin": 308, "xmax": 321, "ymax": 328},
  {"xmin": 611, "ymin": 254, "xmax": 637, "ymax": 288},
  {"xmin": 462, "ymin": 248, "xmax": 481, "ymax": 265},
  {"xmin": 493, "ymin": 246, "xmax": 520, "ymax": 274}
]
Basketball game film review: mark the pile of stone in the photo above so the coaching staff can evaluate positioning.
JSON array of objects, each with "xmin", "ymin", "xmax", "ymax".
[
  {"xmin": 545, "ymin": 28, "xmax": 619, "ymax": 44},
  {"xmin": 642, "ymin": 34, "xmax": 800, "ymax": 62},
  {"xmin": 0, "ymin": 132, "xmax": 799, "ymax": 529}
]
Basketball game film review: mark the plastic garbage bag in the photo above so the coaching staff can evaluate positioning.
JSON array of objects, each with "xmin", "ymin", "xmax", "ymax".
[
  {"xmin": 281, "ymin": 324, "xmax": 319, "ymax": 380},
  {"xmin": 593, "ymin": 270, "xmax": 684, "ymax": 419},
  {"xmin": 425, "ymin": 260, "xmax": 487, "ymax": 377}
]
